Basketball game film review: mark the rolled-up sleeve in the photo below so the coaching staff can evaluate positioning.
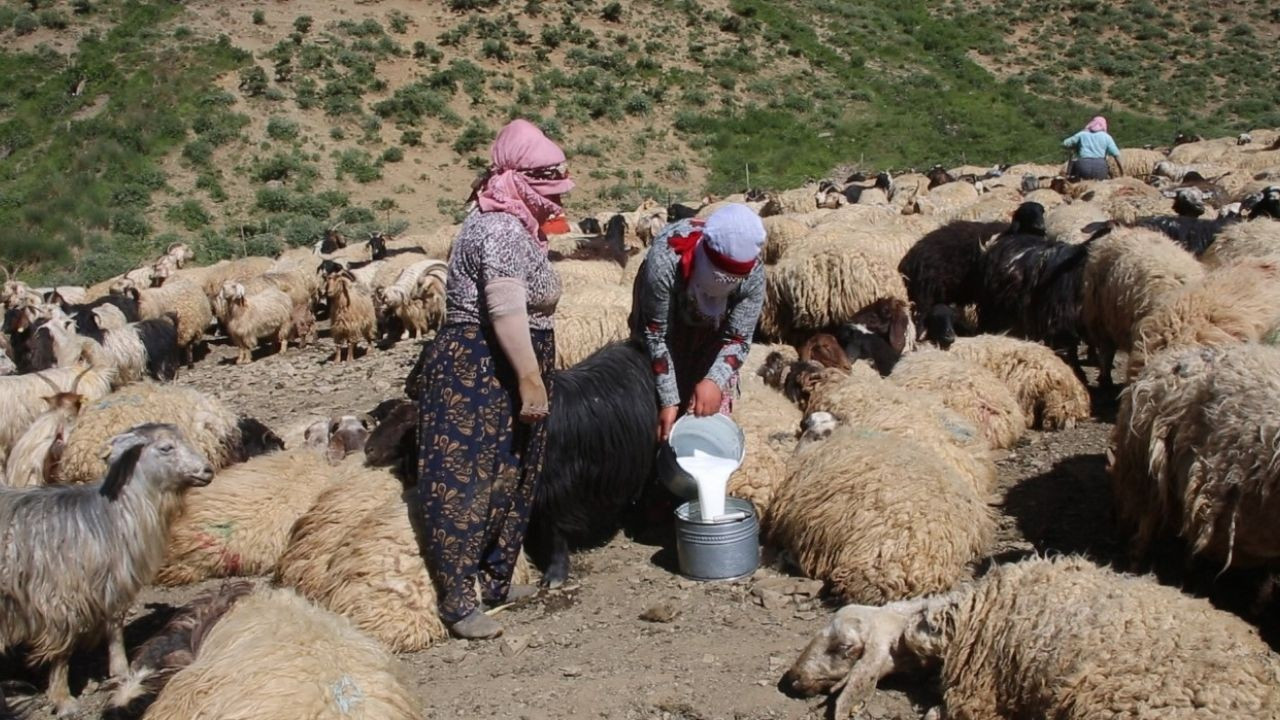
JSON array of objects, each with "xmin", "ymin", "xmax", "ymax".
[
  {"xmin": 704, "ymin": 265, "xmax": 765, "ymax": 390},
  {"xmin": 636, "ymin": 248, "xmax": 681, "ymax": 408}
]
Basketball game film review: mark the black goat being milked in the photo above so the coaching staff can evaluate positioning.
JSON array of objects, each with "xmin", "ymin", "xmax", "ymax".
[{"xmin": 365, "ymin": 339, "xmax": 658, "ymax": 588}]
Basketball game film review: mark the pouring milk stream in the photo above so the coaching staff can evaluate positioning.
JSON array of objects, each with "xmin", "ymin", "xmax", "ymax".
[{"xmin": 676, "ymin": 449, "xmax": 741, "ymax": 521}]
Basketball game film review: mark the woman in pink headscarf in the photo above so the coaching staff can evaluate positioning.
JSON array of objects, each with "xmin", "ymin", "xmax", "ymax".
[
  {"xmin": 1062, "ymin": 115, "xmax": 1121, "ymax": 180},
  {"xmin": 414, "ymin": 119, "xmax": 572, "ymax": 639}
]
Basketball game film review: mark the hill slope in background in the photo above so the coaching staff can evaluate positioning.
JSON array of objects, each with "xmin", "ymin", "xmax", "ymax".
[{"xmin": 1, "ymin": 0, "xmax": 1277, "ymax": 284}]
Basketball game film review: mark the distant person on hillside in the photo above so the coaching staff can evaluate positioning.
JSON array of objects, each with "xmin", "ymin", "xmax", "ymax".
[
  {"xmin": 1062, "ymin": 115, "xmax": 1121, "ymax": 180},
  {"xmin": 628, "ymin": 204, "xmax": 767, "ymax": 442}
]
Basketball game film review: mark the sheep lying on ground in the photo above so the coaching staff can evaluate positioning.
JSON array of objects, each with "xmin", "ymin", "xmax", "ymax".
[
  {"xmin": 783, "ymin": 556, "xmax": 1280, "ymax": 720},
  {"xmin": 947, "ymin": 335, "xmax": 1091, "ymax": 430},
  {"xmin": 0, "ymin": 424, "xmax": 214, "ymax": 716},
  {"xmin": 1199, "ymin": 217, "xmax": 1280, "ymax": 268},
  {"xmin": 1082, "ymin": 227, "xmax": 1205, "ymax": 384},
  {"xmin": 553, "ymin": 286, "xmax": 632, "ymax": 369},
  {"xmin": 57, "ymin": 383, "xmax": 276, "ymax": 485},
  {"xmin": 1128, "ymin": 256, "xmax": 1280, "ymax": 377},
  {"xmin": 888, "ymin": 349, "xmax": 1026, "ymax": 449},
  {"xmin": 155, "ymin": 419, "xmax": 370, "ymax": 586},
  {"xmin": 786, "ymin": 362, "xmax": 996, "ymax": 496},
  {"xmin": 761, "ymin": 244, "xmax": 907, "ymax": 343},
  {"xmin": 1111, "ymin": 344, "xmax": 1280, "ymax": 570},
  {"xmin": 137, "ymin": 587, "xmax": 422, "ymax": 720},
  {"xmin": 768, "ymin": 428, "xmax": 995, "ymax": 604}
]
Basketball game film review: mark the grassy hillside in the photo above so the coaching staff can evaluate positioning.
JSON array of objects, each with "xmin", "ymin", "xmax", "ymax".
[{"xmin": 1, "ymin": 0, "xmax": 1276, "ymax": 284}]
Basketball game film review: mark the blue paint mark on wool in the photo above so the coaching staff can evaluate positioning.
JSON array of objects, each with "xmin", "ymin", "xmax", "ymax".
[{"xmin": 331, "ymin": 675, "xmax": 364, "ymax": 714}]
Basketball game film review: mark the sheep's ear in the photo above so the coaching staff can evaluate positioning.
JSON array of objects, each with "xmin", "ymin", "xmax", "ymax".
[
  {"xmin": 101, "ymin": 438, "xmax": 145, "ymax": 500},
  {"xmin": 325, "ymin": 435, "xmax": 347, "ymax": 466},
  {"xmin": 830, "ymin": 635, "xmax": 896, "ymax": 719}
]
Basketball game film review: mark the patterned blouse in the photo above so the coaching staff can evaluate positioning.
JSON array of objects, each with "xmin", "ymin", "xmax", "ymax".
[
  {"xmin": 630, "ymin": 219, "xmax": 766, "ymax": 408},
  {"xmin": 444, "ymin": 211, "xmax": 562, "ymax": 331}
]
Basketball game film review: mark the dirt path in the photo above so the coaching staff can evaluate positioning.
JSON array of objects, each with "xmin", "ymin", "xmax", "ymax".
[{"xmin": 0, "ymin": 338, "xmax": 1139, "ymax": 720}]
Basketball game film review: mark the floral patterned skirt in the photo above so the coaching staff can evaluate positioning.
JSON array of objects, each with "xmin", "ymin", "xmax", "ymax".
[{"xmin": 415, "ymin": 323, "xmax": 555, "ymax": 623}]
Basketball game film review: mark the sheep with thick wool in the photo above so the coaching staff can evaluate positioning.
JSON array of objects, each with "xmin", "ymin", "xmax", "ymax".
[
  {"xmin": 190, "ymin": 256, "xmax": 277, "ymax": 300},
  {"xmin": 760, "ymin": 244, "xmax": 908, "ymax": 343},
  {"xmin": 784, "ymin": 556, "xmax": 1280, "ymax": 720},
  {"xmin": 888, "ymin": 349, "xmax": 1026, "ymax": 449},
  {"xmin": 1200, "ymin": 217, "xmax": 1280, "ymax": 267},
  {"xmin": 794, "ymin": 362, "xmax": 997, "ymax": 496},
  {"xmin": 155, "ymin": 441, "xmax": 368, "ymax": 587},
  {"xmin": 219, "ymin": 281, "xmax": 293, "ymax": 365},
  {"xmin": 114, "ymin": 278, "xmax": 212, "ymax": 368},
  {"xmin": 376, "ymin": 260, "xmax": 447, "ymax": 340},
  {"xmin": 57, "ymin": 383, "xmax": 246, "ymax": 485},
  {"xmin": 1105, "ymin": 148, "xmax": 1166, "ymax": 178},
  {"xmin": 1128, "ymin": 256, "xmax": 1280, "ymax": 377},
  {"xmin": 553, "ymin": 285, "xmax": 631, "ymax": 369},
  {"xmin": 946, "ymin": 334, "xmax": 1091, "ymax": 430},
  {"xmin": 139, "ymin": 587, "xmax": 422, "ymax": 720},
  {"xmin": 0, "ymin": 342, "xmax": 116, "ymax": 466},
  {"xmin": 293, "ymin": 490, "xmax": 533, "ymax": 652},
  {"xmin": 912, "ymin": 180, "xmax": 980, "ymax": 216},
  {"xmin": 323, "ymin": 271, "xmax": 377, "ymax": 362},
  {"xmin": 768, "ymin": 428, "xmax": 995, "ymax": 604},
  {"xmin": 725, "ymin": 355, "xmax": 804, "ymax": 524},
  {"xmin": 1044, "ymin": 201, "xmax": 1110, "ymax": 245},
  {"xmin": 90, "ymin": 304, "xmax": 179, "ymax": 384},
  {"xmin": 1082, "ymin": 227, "xmax": 1205, "ymax": 383},
  {"xmin": 3, "ymin": 370, "xmax": 92, "ymax": 487},
  {"xmin": 1111, "ymin": 344, "xmax": 1280, "ymax": 569}
]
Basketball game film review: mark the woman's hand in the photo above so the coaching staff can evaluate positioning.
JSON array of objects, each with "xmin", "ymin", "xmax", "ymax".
[
  {"xmin": 690, "ymin": 379, "xmax": 723, "ymax": 417},
  {"xmin": 517, "ymin": 373, "xmax": 549, "ymax": 424},
  {"xmin": 657, "ymin": 405, "xmax": 678, "ymax": 442}
]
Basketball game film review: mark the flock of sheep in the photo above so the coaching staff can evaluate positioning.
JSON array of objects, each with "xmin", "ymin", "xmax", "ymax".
[{"xmin": 2, "ymin": 128, "xmax": 1280, "ymax": 718}]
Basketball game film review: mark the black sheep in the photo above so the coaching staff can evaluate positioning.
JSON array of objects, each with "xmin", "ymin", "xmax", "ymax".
[
  {"xmin": 578, "ymin": 217, "xmax": 603, "ymax": 235},
  {"xmin": 1252, "ymin": 185, "xmax": 1280, "ymax": 219},
  {"xmin": 62, "ymin": 294, "xmax": 140, "ymax": 337},
  {"xmin": 898, "ymin": 219, "xmax": 1006, "ymax": 326},
  {"xmin": 366, "ymin": 340, "xmax": 658, "ymax": 588},
  {"xmin": 926, "ymin": 164, "xmax": 955, "ymax": 189},
  {"xmin": 667, "ymin": 203, "xmax": 699, "ymax": 221},
  {"xmin": 135, "ymin": 315, "xmax": 181, "ymax": 381},
  {"xmin": 367, "ymin": 231, "xmax": 388, "ymax": 261},
  {"xmin": 921, "ymin": 303, "xmax": 960, "ymax": 349}
]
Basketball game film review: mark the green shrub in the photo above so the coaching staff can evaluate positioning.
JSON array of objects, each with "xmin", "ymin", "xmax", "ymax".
[
  {"xmin": 182, "ymin": 139, "xmax": 214, "ymax": 166},
  {"xmin": 452, "ymin": 119, "xmax": 493, "ymax": 154},
  {"xmin": 266, "ymin": 116, "xmax": 300, "ymax": 141},
  {"xmin": 13, "ymin": 12, "xmax": 38, "ymax": 35},
  {"xmin": 37, "ymin": 9, "xmax": 68, "ymax": 28},
  {"xmin": 111, "ymin": 211, "xmax": 150, "ymax": 239},
  {"xmin": 381, "ymin": 146, "xmax": 404, "ymax": 162},
  {"xmin": 601, "ymin": 2, "xmax": 623, "ymax": 21},
  {"xmin": 400, "ymin": 129, "xmax": 422, "ymax": 146},
  {"xmin": 238, "ymin": 66, "xmax": 269, "ymax": 97},
  {"xmin": 252, "ymin": 9, "xmax": 265, "ymax": 25},
  {"xmin": 166, "ymin": 199, "xmax": 212, "ymax": 230},
  {"xmin": 388, "ymin": 10, "xmax": 409, "ymax": 33},
  {"xmin": 329, "ymin": 127, "xmax": 346, "ymax": 140},
  {"xmin": 334, "ymin": 149, "xmax": 382, "ymax": 183},
  {"xmin": 255, "ymin": 187, "xmax": 291, "ymax": 212},
  {"xmin": 293, "ymin": 15, "xmax": 312, "ymax": 33},
  {"xmin": 482, "ymin": 38, "xmax": 512, "ymax": 62},
  {"xmin": 252, "ymin": 151, "xmax": 316, "ymax": 183},
  {"xmin": 196, "ymin": 173, "xmax": 228, "ymax": 202}
]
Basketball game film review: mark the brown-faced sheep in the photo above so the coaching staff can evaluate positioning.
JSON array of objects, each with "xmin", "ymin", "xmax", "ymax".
[
  {"xmin": 324, "ymin": 271, "xmax": 377, "ymax": 362},
  {"xmin": 946, "ymin": 335, "xmax": 1091, "ymax": 430},
  {"xmin": 3, "ymin": 370, "xmax": 91, "ymax": 487},
  {"xmin": 1128, "ymin": 256, "xmax": 1280, "ymax": 377},
  {"xmin": 783, "ymin": 556, "xmax": 1280, "ymax": 720},
  {"xmin": 888, "ymin": 349, "xmax": 1026, "ymax": 449},
  {"xmin": 139, "ymin": 588, "xmax": 422, "ymax": 720},
  {"xmin": 1082, "ymin": 227, "xmax": 1205, "ymax": 384},
  {"xmin": 768, "ymin": 429, "xmax": 995, "ymax": 604}
]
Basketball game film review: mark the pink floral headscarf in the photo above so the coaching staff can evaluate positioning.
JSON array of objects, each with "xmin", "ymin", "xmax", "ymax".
[
  {"xmin": 473, "ymin": 119, "xmax": 575, "ymax": 249},
  {"xmin": 1085, "ymin": 116, "xmax": 1108, "ymax": 133}
]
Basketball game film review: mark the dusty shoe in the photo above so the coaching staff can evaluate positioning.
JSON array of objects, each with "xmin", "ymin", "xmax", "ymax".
[{"xmin": 448, "ymin": 609, "xmax": 503, "ymax": 640}]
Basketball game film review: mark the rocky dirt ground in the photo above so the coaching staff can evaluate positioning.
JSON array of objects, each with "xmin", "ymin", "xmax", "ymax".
[{"xmin": 2, "ymin": 330, "xmax": 1265, "ymax": 720}]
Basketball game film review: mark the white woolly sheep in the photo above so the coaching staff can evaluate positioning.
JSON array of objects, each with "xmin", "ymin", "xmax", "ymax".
[
  {"xmin": 554, "ymin": 285, "xmax": 632, "ymax": 369},
  {"xmin": 796, "ymin": 362, "xmax": 997, "ymax": 496},
  {"xmin": 1081, "ymin": 227, "xmax": 1204, "ymax": 383},
  {"xmin": 0, "ymin": 424, "xmax": 214, "ymax": 716},
  {"xmin": 57, "ymin": 382, "xmax": 244, "ymax": 485},
  {"xmin": 760, "ymin": 215, "xmax": 808, "ymax": 265},
  {"xmin": 1043, "ymin": 201, "xmax": 1110, "ymax": 245},
  {"xmin": 274, "ymin": 466, "xmax": 405, "ymax": 598},
  {"xmin": 783, "ymin": 556, "xmax": 1280, "ymax": 720},
  {"xmin": 947, "ymin": 334, "xmax": 1091, "ymax": 430},
  {"xmin": 0, "ymin": 342, "xmax": 116, "ymax": 466},
  {"xmin": 726, "ymin": 356, "xmax": 804, "ymax": 524},
  {"xmin": 192, "ymin": 256, "xmax": 277, "ymax": 300},
  {"xmin": 91, "ymin": 303, "xmax": 153, "ymax": 384},
  {"xmin": 1106, "ymin": 147, "xmax": 1166, "ymax": 178},
  {"xmin": 888, "ymin": 349, "xmax": 1026, "ymax": 449},
  {"xmin": 1128, "ymin": 255, "xmax": 1280, "ymax": 377},
  {"xmin": 1200, "ymin": 217, "xmax": 1280, "ymax": 268},
  {"xmin": 295, "ymin": 490, "xmax": 534, "ymax": 652},
  {"xmin": 324, "ymin": 270, "xmax": 377, "ymax": 362},
  {"xmin": 375, "ymin": 259, "xmax": 448, "ymax": 340},
  {"xmin": 912, "ymin": 180, "xmax": 980, "ymax": 216},
  {"xmin": 1111, "ymin": 344, "xmax": 1280, "ymax": 569},
  {"xmin": 155, "ymin": 434, "xmax": 369, "ymax": 587},
  {"xmin": 140, "ymin": 587, "xmax": 422, "ymax": 720},
  {"xmin": 760, "ymin": 244, "xmax": 908, "ymax": 343},
  {"xmin": 768, "ymin": 428, "xmax": 995, "ymax": 604},
  {"xmin": 219, "ymin": 281, "xmax": 293, "ymax": 365},
  {"xmin": 2, "ymin": 369, "xmax": 92, "ymax": 487}
]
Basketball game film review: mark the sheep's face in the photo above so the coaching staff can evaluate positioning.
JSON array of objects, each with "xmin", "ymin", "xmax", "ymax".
[
  {"xmin": 101, "ymin": 424, "xmax": 214, "ymax": 500},
  {"xmin": 325, "ymin": 415, "xmax": 371, "ymax": 464},
  {"xmin": 93, "ymin": 304, "xmax": 127, "ymax": 332},
  {"xmin": 110, "ymin": 278, "xmax": 137, "ymax": 297},
  {"xmin": 220, "ymin": 282, "xmax": 246, "ymax": 304},
  {"xmin": 797, "ymin": 411, "xmax": 838, "ymax": 449},
  {"xmin": 783, "ymin": 606, "xmax": 884, "ymax": 696}
]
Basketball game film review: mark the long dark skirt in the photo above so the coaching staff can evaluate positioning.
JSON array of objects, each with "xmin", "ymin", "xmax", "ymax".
[
  {"xmin": 1070, "ymin": 157, "xmax": 1110, "ymax": 180},
  {"xmin": 666, "ymin": 322, "xmax": 739, "ymax": 416},
  {"xmin": 415, "ymin": 323, "xmax": 554, "ymax": 624}
]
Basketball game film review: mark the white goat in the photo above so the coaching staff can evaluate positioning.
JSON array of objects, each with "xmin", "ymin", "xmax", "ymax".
[
  {"xmin": 219, "ymin": 282, "xmax": 293, "ymax": 365},
  {"xmin": 0, "ymin": 423, "xmax": 214, "ymax": 716},
  {"xmin": 375, "ymin": 260, "xmax": 447, "ymax": 340},
  {"xmin": 0, "ymin": 340, "xmax": 116, "ymax": 465},
  {"xmin": 3, "ymin": 369, "xmax": 91, "ymax": 488}
]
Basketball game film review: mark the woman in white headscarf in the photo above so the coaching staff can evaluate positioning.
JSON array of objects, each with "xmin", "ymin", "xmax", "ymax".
[{"xmin": 628, "ymin": 204, "xmax": 768, "ymax": 441}]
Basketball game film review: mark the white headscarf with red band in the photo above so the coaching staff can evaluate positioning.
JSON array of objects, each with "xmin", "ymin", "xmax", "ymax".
[{"xmin": 688, "ymin": 204, "xmax": 765, "ymax": 323}]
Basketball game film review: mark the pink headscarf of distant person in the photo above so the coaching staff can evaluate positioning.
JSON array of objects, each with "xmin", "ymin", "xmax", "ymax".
[
  {"xmin": 469, "ymin": 119, "xmax": 575, "ymax": 247},
  {"xmin": 1085, "ymin": 115, "xmax": 1108, "ymax": 133}
]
